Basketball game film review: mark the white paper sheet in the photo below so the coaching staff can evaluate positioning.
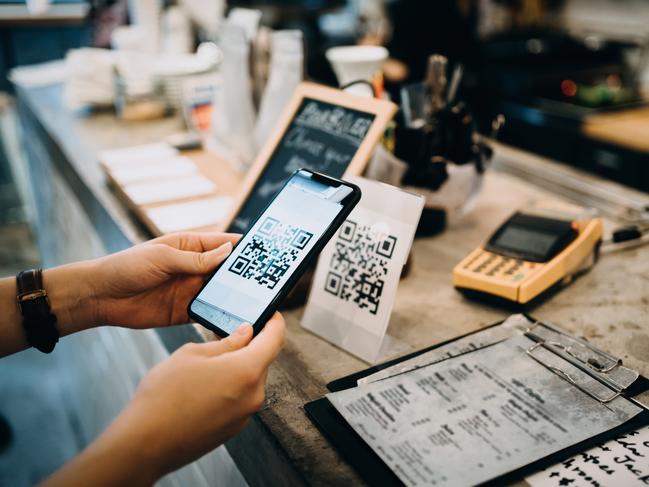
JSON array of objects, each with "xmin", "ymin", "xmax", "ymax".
[
  {"xmin": 301, "ymin": 177, "xmax": 424, "ymax": 363},
  {"xmin": 100, "ymin": 143, "xmax": 178, "ymax": 169},
  {"xmin": 109, "ymin": 156, "xmax": 197, "ymax": 185},
  {"xmin": 146, "ymin": 196, "xmax": 233, "ymax": 233},
  {"xmin": 328, "ymin": 334, "xmax": 644, "ymax": 487},
  {"xmin": 123, "ymin": 174, "xmax": 216, "ymax": 206},
  {"xmin": 358, "ymin": 314, "xmax": 532, "ymax": 385},
  {"xmin": 526, "ymin": 425, "xmax": 649, "ymax": 487}
]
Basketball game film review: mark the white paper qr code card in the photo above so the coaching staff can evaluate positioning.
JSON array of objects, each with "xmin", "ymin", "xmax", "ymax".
[{"xmin": 301, "ymin": 176, "xmax": 424, "ymax": 363}]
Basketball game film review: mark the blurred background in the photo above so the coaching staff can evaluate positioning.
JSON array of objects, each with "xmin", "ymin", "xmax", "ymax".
[{"xmin": 2, "ymin": 0, "xmax": 649, "ymax": 205}]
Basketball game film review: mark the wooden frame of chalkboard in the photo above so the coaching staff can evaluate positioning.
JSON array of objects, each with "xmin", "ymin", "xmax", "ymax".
[{"xmin": 220, "ymin": 81, "xmax": 397, "ymax": 233}]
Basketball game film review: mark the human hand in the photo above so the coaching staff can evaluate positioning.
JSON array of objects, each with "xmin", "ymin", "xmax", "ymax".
[
  {"xmin": 42, "ymin": 314, "xmax": 286, "ymax": 487},
  {"xmin": 89, "ymin": 232, "xmax": 238, "ymax": 329},
  {"xmin": 0, "ymin": 232, "xmax": 237, "ymax": 356},
  {"xmin": 44, "ymin": 314, "xmax": 285, "ymax": 485},
  {"xmin": 128, "ymin": 314, "xmax": 285, "ymax": 478}
]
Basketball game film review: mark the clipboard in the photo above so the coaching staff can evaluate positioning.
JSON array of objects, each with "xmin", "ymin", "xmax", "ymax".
[{"xmin": 305, "ymin": 316, "xmax": 649, "ymax": 486}]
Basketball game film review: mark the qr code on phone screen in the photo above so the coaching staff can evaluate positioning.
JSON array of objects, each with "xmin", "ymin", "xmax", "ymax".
[
  {"xmin": 324, "ymin": 220, "xmax": 397, "ymax": 315},
  {"xmin": 228, "ymin": 217, "xmax": 313, "ymax": 290}
]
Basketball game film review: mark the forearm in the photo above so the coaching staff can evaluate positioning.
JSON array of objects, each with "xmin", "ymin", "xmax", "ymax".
[
  {"xmin": 0, "ymin": 261, "xmax": 99, "ymax": 357},
  {"xmin": 41, "ymin": 407, "xmax": 161, "ymax": 487}
]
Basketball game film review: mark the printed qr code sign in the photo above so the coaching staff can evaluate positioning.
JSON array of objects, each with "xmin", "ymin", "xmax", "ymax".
[
  {"xmin": 377, "ymin": 235, "xmax": 396, "ymax": 259},
  {"xmin": 325, "ymin": 271, "xmax": 342, "ymax": 295},
  {"xmin": 229, "ymin": 217, "xmax": 313, "ymax": 290},
  {"xmin": 324, "ymin": 219, "xmax": 397, "ymax": 315},
  {"xmin": 339, "ymin": 220, "xmax": 357, "ymax": 242}
]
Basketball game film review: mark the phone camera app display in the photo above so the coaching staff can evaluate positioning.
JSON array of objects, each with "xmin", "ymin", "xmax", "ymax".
[
  {"xmin": 228, "ymin": 217, "xmax": 314, "ymax": 290},
  {"xmin": 192, "ymin": 171, "xmax": 353, "ymax": 335}
]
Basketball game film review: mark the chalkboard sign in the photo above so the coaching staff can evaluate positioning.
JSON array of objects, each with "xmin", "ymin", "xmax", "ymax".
[{"xmin": 223, "ymin": 82, "xmax": 397, "ymax": 233}]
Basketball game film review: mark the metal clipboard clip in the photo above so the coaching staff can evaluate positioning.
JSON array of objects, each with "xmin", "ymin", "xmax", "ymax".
[
  {"xmin": 523, "ymin": 320, "xmax": 634, "ymax": 404},
  {"xmin": 525, "ymin": 340, "xmax": 622, "ymax": 404}
]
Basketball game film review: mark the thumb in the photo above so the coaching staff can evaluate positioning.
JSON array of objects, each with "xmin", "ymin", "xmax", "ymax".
[
  {"xmin": 196, "ymin": 324, "xmax": 254, "ymax": 356},
  {"xmin": 164, "ymin": 241, "xmax": 232, "ymax": 275}
]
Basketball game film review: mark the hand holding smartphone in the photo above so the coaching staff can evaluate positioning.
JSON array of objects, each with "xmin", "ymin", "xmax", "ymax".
[{"xmin": 188, "ymin": 169, "xmax": 361, "ymax": 337}]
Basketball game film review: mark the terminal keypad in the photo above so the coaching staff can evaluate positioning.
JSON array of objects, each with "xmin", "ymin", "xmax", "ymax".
[{"xmin": 464, "ymin": 251, "xmax": 537, "ymax": 283}]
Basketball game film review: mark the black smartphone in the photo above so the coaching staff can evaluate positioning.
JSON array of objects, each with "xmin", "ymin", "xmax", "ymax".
[{"xmin": 188, "ymin": 169, "xmax": 361, "ymax": 337}]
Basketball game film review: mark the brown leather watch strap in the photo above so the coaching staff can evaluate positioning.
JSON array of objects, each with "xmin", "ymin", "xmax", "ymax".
[
  {"xmin": 17, "ymin": 269, "xmax": 45, "ymax": 300},
  {"xmin": 16, "ymin": 269, "xmax": 59, "ymax": 353}
]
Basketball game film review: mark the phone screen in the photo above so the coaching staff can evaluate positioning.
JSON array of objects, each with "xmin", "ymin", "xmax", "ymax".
[{"xmin": 190, "ymin": 170, "xmax": 354, "ymax": 335}]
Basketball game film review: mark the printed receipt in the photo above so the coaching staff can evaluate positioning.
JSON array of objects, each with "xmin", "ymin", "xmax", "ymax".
[{"xmin": 327, "ymin": 334, "xmax": 643, "ymax": 486}]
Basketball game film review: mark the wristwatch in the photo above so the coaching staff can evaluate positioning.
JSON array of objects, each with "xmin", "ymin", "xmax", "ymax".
[{"xmin": 16, "ymin": 269, "xmax": 59, "ymax": 353}]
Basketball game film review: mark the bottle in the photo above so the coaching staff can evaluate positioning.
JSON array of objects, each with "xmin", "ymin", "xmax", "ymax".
[
  {"xmin": 211, "ymin": 21, "xmax": 256, "ymax": 168},
  {"xmin": 161, "ymin": 5, "xmax": 193, "ymax": 55},
  {"xmin": 253, "ymin": 30, "xmax": 304, "ymax": 151}
]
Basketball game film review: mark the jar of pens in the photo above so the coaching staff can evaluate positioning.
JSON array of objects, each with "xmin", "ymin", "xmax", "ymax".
[{"xmin": 367, "ymin": 54, "xmax": 504, "ymax": 236}]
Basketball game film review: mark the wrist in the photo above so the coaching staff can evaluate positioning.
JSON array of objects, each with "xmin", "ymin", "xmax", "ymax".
[{"xmin": 43, "ymin": 261, "xmax": 100, "ymax": 336}]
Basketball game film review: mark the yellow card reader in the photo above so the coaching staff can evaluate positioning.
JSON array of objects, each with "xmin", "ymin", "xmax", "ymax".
[{"xmin": 453, "ymin": 211, "xmax": 603, "ymax": 306}]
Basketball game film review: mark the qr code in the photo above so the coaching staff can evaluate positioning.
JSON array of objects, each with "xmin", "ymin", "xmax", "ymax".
[
  {"xmin": 324, "ymin": 220, "xmax": 397, "ymax": 315},
  {"xmin": 228, "ymin": 217, "xmax": 313, "ymax": 289}
]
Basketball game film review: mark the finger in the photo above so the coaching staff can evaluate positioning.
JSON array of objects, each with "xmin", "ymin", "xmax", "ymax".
[
  {"xmin": 152, "ymin": 232, "xmax": 240, "ymax": 252},
  {"xmin": 195, "ymin": 324, "xmax": 253, "ymax": 356},
  {"xmin": 235, "ymin": 313, "xmax": 286, "ymax": 369},
  {"xmin": 162, "ymin": 241, "xmax": 232, "ymax": 275},
  {"xmin": 192, "ymin": 232, "xmax": 240, "ymax": 252}
]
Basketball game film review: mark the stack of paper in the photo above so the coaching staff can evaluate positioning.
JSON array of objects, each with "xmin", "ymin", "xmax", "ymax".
[
  {"xmin": 101, "ymin": 142, "xmax": 229, "ymax": 234},
  {"xmin": 123, "ymin": 174, "xmax": 216, "ymax": 206},
  {"xmin": 110, "ymin": 156, "xmax": 197, "ymax": 185},
  {"xmin": 145, "ymin": 197, "xmax": 233, "ymax": 233},
  {"xmin": 100, "ymin": 143, "xmax": 179, "ymax": 169}
]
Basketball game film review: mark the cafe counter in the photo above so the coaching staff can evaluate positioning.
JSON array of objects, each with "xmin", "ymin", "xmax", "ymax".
[{"xmin": 15, "ymin": 82, "xmax": 649, "ymax": 486}]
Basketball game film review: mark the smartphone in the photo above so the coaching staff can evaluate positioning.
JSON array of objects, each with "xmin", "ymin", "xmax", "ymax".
[{"xmin": 188, "ymin": 169, "xmax": 361, "ymax": 337}]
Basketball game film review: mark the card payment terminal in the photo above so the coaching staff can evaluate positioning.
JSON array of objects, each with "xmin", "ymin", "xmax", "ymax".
[{"xmin": 453, "ymin": 212, "xmax": 603, "ymax": 306}]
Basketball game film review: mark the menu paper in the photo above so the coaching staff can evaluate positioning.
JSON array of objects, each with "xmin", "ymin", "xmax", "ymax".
[
  {"xmin": 301, "ymin": 177, "xmax": 424, "ymax": 363},
  {"xmin": 327, "ymin": 335, "xmax": 644, "ymax": 487},
  {"xmin": 526, "ymin": 425, "xmax": 649, "ymax": 487},
  {"xmin": 358, "ymin": 314, "xmax": 531, "ymax": 386}
]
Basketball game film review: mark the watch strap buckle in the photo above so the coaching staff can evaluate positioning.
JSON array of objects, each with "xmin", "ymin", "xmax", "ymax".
[{"xmin": 17, "ymin": 289, "xmax": 49, "ymax": 304}]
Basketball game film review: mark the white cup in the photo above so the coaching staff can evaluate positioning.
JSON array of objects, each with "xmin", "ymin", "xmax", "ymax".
[{"xmin": 326, "ymin": 45, "xmax": 388, "ymax": 96}]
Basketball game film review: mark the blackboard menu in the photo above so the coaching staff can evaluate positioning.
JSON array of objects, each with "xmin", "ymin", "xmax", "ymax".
[{"xmin": 228, "ymin": 98, "xmax": 376, "ymax": 233}]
